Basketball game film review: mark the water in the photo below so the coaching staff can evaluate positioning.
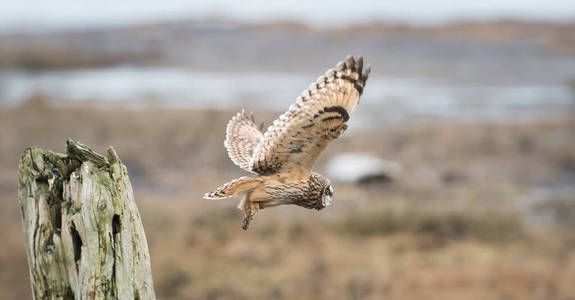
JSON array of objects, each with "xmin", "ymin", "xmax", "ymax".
[{"xmin": 1, "ymin": 67, "xmax": 572, "ymax": 127}]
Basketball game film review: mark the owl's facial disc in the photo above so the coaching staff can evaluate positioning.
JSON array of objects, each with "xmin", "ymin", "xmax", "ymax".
[{"xmin": 323, "ymin": 185, "xmax": 334, "ymax": 207}]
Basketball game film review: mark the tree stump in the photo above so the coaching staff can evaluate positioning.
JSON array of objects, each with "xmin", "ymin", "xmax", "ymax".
[{"xmin": 18, "ymin": 139, "xmax": 156, "ymax": 300}]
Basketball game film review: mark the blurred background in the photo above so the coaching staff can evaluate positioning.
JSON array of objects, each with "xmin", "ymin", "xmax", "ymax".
[{"xmin": 1, "ymin": 1, "xmax": 575, "ymax": 299}]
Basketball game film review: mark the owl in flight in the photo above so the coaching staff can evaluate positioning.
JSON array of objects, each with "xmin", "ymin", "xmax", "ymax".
[{"xmin": 205, "ymin": 55, "xmax": 371, "ymax": 230}]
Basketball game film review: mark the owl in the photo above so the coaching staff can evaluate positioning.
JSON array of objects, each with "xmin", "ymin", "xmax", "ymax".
[{"xmin": 204, "ymin": 55, "xmax": 371, "ymax": 230}]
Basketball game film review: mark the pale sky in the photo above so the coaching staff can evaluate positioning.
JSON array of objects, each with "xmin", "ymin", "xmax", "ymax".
[{"xmin": 0, "ymin": 0, "xmax": 574, "ymax": 32}]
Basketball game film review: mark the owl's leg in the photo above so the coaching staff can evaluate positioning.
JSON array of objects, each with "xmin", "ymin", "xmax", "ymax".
[{"xmin": 241, "ymin": 200, "xmax": 260, "ymax": 231}]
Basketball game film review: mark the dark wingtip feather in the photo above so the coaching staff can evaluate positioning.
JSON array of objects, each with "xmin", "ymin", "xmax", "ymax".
[
  {"xmin": 356, "ymin": 56, "xmax": 364, "ymax": 74},
  {"xmin": 345, "ymin": 55, "xmax": 356, "ymax": 70},
  {"xmin": 363, "ymin": 64, "xmax": 372, "ymax": 80}
]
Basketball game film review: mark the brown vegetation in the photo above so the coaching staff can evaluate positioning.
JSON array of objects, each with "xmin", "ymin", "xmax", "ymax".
[{"xmin": 335, "ymin": 20, "xmax": 575, "ymax": 51}]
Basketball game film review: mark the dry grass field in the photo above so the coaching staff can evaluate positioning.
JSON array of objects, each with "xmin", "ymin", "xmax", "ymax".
[{"xmin": 1, "ymin": 99, "xmax": 574, "ymax": 299}]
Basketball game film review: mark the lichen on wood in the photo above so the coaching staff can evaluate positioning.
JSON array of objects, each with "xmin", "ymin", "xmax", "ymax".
[{"xmin": 18, "ymin": 139, "xmax": 156, "ymax": 300}]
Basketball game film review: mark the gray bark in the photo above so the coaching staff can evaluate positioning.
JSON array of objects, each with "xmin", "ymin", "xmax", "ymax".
[{"xmin": 18, "ymin": 139, "xmax": 156, "ymax": 300}]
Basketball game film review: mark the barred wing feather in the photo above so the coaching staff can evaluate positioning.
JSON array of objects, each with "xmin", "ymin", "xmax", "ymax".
[{"xmin": 249, "ymin": 55, "xmax": 371, "ymax": 176}]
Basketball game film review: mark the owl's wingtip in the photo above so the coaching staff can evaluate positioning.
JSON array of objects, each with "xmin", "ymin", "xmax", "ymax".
[
  {"xmin": 203, "ymin": 192, "xmax": 220, "ymax": 200},
  {"xmin": 363, "ymin": 64, "xmax": 372, "ymax": 79}
]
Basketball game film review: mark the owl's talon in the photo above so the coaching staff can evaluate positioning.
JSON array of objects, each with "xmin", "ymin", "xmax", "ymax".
[{"xmin": 242, "ymin": 210, "xmax": 254, "ymax": 230}]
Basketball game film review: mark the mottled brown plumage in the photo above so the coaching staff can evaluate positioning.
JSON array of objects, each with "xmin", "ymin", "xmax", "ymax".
[{"xmin": 205, "ymin": 55, "xmax": 371, "ymax": 229}]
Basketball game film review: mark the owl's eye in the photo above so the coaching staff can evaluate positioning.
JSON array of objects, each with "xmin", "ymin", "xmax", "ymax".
[{"xmin": 325, "ymin": 188, "xmax": 331, "ymax": 195}]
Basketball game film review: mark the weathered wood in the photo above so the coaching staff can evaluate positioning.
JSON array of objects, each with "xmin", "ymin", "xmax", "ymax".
[{"xmin": 18, "ymin": 139, "xmax": 156, "ymax": 300}]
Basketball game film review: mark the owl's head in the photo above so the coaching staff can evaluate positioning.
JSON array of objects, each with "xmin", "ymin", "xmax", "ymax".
[{"xmin": 310, "ymin": 173, "xmax": 334, "ymax": 210}]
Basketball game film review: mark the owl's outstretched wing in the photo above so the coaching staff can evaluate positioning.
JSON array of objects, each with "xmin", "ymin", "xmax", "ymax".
[
  {"xmin": 249, "ymin": 55, "xmax": 371, "ymax": 176},
  {"xmin": 224, "ymin": 110, "xmax": 264, "ymax": 173}
]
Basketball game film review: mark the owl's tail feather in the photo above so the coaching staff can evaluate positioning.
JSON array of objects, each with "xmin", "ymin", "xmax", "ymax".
[{"xmin": 204, "ymin": 176, "xmax": 262, "ymax": 199}]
